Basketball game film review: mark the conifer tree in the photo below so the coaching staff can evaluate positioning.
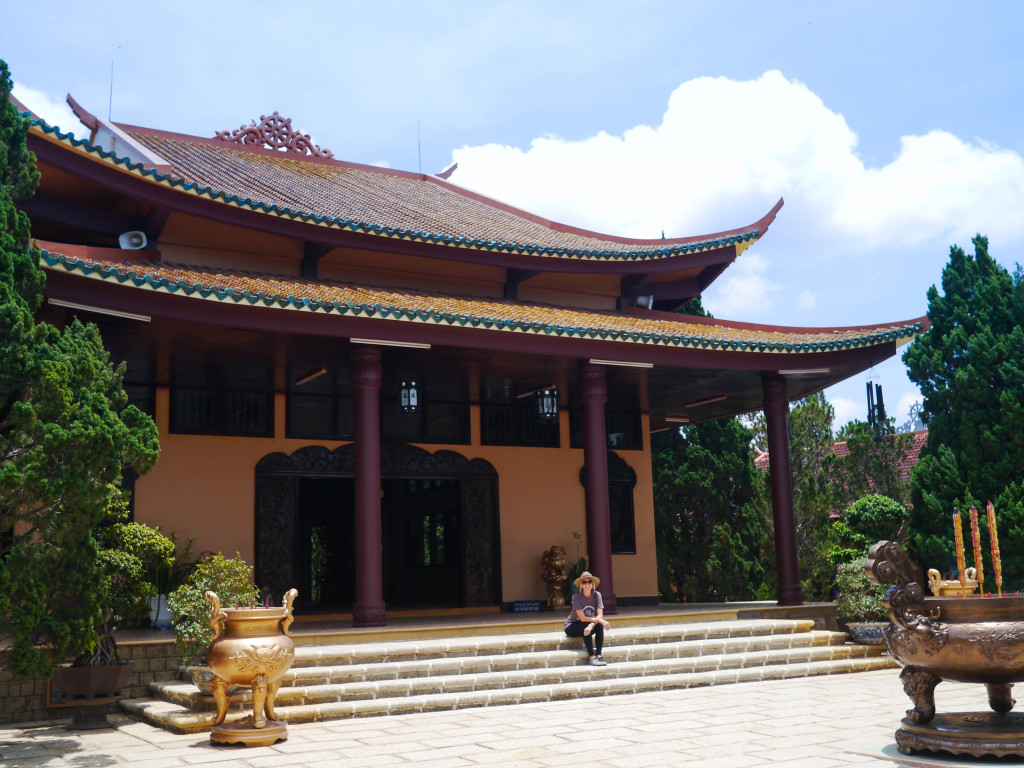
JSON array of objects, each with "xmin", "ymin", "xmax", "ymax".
[
  {"xmin": 0, "ymin": 62, "xmax": 161, "ymax": 675},
  {"xmin": 903, "ymin": 236, "xmax": 1024, "ymax": 585},
  {"xmin": 652, "ymin": 417, "xmax": 769, "ymax": 601}
]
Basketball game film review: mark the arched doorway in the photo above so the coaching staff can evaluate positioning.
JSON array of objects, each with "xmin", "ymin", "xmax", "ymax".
[{"xmin": 254, "ymin": 444, "xmax": 500, "ymax": 610}]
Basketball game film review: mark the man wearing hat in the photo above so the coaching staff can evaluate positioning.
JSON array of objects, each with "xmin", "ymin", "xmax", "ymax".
[{"xmin": 563, "ymin": 571, "xmax": 611, "ymax": 665}]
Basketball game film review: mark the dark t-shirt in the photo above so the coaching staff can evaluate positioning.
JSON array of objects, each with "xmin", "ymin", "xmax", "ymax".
[{"xmin": 564, "ymin": 590, "xmax": 604, "ymax": 630}]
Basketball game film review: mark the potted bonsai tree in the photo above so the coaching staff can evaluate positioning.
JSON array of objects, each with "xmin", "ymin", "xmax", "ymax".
[
  {"xmin": 48, "ymin": 488, "xmax": 175, "ymax": 727},
  {"xmin": 834, "ymin": 560, "xmax": 889, "ymax": 644},
  {"xmin": 168, "ymin": 552, "xmax": 259, "ymax": 692}
]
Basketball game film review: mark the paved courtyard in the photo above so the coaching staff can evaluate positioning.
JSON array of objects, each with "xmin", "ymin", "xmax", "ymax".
[{"xmin": 0, "ymin": 669, "xmax": 1015, "ymax": 768}]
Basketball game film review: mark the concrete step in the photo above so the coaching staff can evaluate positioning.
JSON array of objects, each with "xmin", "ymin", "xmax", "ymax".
[
  {"xmin": 149, "ymin": 633, "xmax": 871, "ymax": 711},
  {"xmin": 121, "ymin": 653, "xmax": 897, "ymax": 733},
  {"xmin": 289, "ymin": 618, "xmax": 817, "ymax": 667}
]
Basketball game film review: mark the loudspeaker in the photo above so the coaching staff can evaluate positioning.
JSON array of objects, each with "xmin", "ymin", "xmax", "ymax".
[{"xmin": 118, "ymin": 231, "xmax": 147, "ymax": 250}]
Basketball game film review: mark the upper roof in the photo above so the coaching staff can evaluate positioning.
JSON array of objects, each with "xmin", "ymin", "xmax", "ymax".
[{"xmin": 23, "ymin": 99, "xmax": 781, "ymax": 270}]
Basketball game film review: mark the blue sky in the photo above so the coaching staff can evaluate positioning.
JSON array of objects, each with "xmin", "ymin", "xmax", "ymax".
[{"xmin": 5, "ymin": 1, "xmax": 1024, "ymax": 431}]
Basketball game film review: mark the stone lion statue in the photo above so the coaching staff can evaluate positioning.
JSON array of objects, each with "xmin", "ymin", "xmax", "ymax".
[{"xmin": 541, "ymin": 545, "xmax": 568, "ymax": 608}]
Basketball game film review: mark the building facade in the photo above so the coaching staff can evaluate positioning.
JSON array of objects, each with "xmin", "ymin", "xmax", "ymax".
[{"xmin": 15, "ymin": 100, "xmax": 926, "ymax": 624}]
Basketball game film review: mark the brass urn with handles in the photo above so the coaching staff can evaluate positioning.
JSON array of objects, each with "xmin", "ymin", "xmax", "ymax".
[{"xmin": 204, "ymin": 588, "xmax": 298, "ymax": 746}]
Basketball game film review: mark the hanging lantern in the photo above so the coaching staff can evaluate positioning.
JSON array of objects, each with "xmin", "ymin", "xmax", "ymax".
[
  {"xmin": 400, "ymin": 379, "xmax": 420, "ymax": 413},
  {"xmin": 535, "ymin": 388, "xmax": 559, "ymax": 423}
]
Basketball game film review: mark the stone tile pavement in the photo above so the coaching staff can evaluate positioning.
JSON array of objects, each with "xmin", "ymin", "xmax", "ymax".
[{"xmin": 0, "ymin": 669, "xmax": 1012, "ymax": 768}]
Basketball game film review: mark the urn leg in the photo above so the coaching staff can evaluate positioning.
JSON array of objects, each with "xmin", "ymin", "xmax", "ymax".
[
  {"xmin": 210, "ymin": 678, "xmax": 231, "ymax": 726},
  {"xmin": 251, "ymin": 674, "xmax": 268, "ymax": 729},
  {"xmin": 901, "ymin": 667, "xmax": 940, "ymax": 724},
  {"xmin": 265, "ymin": 680, "xmax": 282, "ymax": 721},
  {"xmin": 987, "ymin": 682, "xmax": 1016, "ymax": 713}
]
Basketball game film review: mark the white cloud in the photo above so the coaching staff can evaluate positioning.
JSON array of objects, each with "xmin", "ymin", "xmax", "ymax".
[
  {"xmin": 703, "ymin": 252, "xmax": 779, "ymax": 317},
  {"xmin": 831, "ymin": 396, "xmax": 861, "ymax": 433},
  {"xmin": 371, "ymin": 160, "xmax": 391, "ymax": 168},
  {"xmin": 448, "ymin": 69, "xmax": 1024, "ymax": 262},
  {"xmin": 11, "ymin": 83, "xmax": 81, "ymax": 136},
  {"xmin": 797, "ymin": 290, "xmax": 817, "ymax": 310}
]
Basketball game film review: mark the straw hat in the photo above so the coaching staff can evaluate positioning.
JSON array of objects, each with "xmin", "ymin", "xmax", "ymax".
[{"xmin": 574, "ymin": 571, "xmax": 600, "ymax": 591}]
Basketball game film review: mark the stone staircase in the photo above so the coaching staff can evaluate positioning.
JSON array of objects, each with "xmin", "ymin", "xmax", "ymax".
[{"xmin": 121, "ymin": 615, "xmax": 895, "ymax": 733}]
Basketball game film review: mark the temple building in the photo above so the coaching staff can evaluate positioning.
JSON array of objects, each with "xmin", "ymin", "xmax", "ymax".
[{"xmin": 14, "ymin": 98, "xmax": 926, "ymax": 625}]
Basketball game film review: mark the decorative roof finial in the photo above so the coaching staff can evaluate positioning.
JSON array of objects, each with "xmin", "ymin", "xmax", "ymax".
[{"xmin": 214, "ymin": 112, "xmax": 333, "ymax": 158}]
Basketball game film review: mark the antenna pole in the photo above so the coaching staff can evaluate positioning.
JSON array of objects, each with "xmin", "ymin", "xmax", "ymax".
[
  {"xmin": 108, "ymin": 60, "xmax": 114, "ymax": 121},
  {"xmin": 417, "ymin": 120, "xmax": 422, "ymax": 174}
]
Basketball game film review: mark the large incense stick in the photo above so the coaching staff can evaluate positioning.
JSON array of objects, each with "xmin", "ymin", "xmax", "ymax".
[
  {"xmin": 953, "ymin": 510, "xmax": 967, "ymax": 597},
  {"xmin": 988, "ymin": 501, "xmax": 1003, "ymax": 598},
  {"xmin": 969, "ymin": 506, "xmax": 985, "ymax": 595}
]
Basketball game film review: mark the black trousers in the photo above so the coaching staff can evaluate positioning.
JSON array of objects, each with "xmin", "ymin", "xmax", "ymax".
[{"xmin": 565, "ymin": 621, "xmax": 604, "ymax": 656}]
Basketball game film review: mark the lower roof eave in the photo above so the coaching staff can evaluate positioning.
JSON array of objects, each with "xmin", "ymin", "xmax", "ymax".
[{"xmin": 42, "ymin": 266, "xmax": 905, "ymax": 384}]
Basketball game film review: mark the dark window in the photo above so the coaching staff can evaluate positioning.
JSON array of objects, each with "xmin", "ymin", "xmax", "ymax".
[
  {"xmin": 286, "ymin": 360, "xmax": 470, "ymax": 445},
  {"xmin": 382, "ymin": 374, "xmax": 470, "ymax": 445},
  {"xmin": 609, "ymin": 480, "xmax": 636, "ymax": 554},
  {"xmin": 480, "ymin": 378, "xmax": 559, "ymax": 447},
  {"xmin": 120, "ymin": 349, "xmax": 156, "ymax": 417},
  {"xmin": 570, "ymin": 406, "xmax": 643, "ymax": 450},
  {"xmin": 171, "ymin": 358, "xmax": 273, "ymax": 437},
  {"xmin": 287, "ymin": 364, "xmax": 354, "ymax": 440},
  {"xmin": 579, "ymin": 452, "xmax": 637, "ymax": 554}
]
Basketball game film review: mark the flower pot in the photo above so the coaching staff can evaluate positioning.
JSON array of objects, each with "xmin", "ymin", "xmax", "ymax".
[
  {"xmin": 845, "ymin": 621, "xmax": 888, "ymax": 645},
  {"xmin": 51, "ymin": 662, "xmax": 135, "ymax": 730},
  {"xmin": 205, "ymin": 588, "xmax": 298, "ymax": 746},
  {"xmin": 187, "ymin": 665, "xmax": 216, "ymax": 694},
  {"xmin": 148, "ymin": 594, "xmax": 173, "ymax": 629}
]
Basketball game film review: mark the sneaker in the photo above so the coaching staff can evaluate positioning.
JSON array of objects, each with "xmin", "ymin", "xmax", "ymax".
[{"xmin": 590, "ymin": 656, "xmax": 607, "ymax": 666}]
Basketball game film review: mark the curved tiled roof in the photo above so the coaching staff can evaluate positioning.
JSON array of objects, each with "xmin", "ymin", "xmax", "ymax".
[
  {"xmin": 25, "ymin": 113, "xmax": 775, "ymax": 264},
  {"xmin": 40, "ymin": 250, "xmax": 924, "ymax": 354}
]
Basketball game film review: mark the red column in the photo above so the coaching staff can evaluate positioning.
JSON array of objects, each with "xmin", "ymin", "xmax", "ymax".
[
  {"xmin": 352, "ymin": 347, "xmax": 386, "ymax": 627},
  {"xmin": 581, "ymin": 363, "xmax": 617, "ymax": 613},
  {"xmin": 762, "ymin": 375, "xmax": 803, "ymax": 606}
]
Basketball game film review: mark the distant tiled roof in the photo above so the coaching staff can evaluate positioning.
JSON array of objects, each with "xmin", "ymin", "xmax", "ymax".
[
  {"xmin": 25, "ymin": 113, "xmax": 773, "ymax": 264},
  {"xmin": 755, "ymin": 429, "xmax": 928, "ymax": 478},
  {"xmin": 40, "ymin": 249, "xmax": 925, "ymax": 353}
]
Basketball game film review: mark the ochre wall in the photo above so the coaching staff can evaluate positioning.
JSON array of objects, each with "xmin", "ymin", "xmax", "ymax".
[{"xmin": 134, "ymin": 392, "xmax": 658, "ymax": 604}]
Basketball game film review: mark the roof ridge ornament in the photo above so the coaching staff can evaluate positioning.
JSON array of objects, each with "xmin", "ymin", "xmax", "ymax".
[{"xmin": 214, "ymin": 111, "xmax": 333, "ymax": 158}]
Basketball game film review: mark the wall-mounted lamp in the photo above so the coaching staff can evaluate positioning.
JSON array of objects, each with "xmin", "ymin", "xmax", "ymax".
[
  {"xmin": 684, "ymin": 394, "xmax": 727, "ymax": 408},
  {"xmin": 535, "ymin": 388, "xmax": 559, "ymax": 423},
  {"xmin": 294, "ymin": 366, "xmax": 327, "ymax": 386},
  {"xmin": 664, "ymin": 415, "xmax": 690, "ymax": 424},
  {"xmin": 634, "ymin": 295, "xmax": 654, "ymax": 309},
  {"xmin": 400, "ymin": 379, "xmax": 420, "ymax": 413}
]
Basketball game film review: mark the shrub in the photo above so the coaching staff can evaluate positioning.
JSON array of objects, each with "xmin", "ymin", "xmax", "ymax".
[
  {"xmin": 167, "ymin": 552, "xmax": 259, "ymax": 665},
  {"xmin": 834, "ymin": 560, "xmax": 888, "ymax": 622},
  {"xmin": 828, "ymin": 494, "xmax": 909, "ymax": 568}
]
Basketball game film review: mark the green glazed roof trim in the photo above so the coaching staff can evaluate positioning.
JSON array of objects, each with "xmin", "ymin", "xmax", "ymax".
[
  {"xmin": 40, "ymin": 250, "xmax": 925, "ymax": 353},
  {"xmin": 26, "ymin": 114, "xmax": 758, "ymax": 263}
]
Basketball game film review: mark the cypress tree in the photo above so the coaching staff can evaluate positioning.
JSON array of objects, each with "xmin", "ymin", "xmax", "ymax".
[
  {"xmin": 903, "ymin": 236, "xmax": 1024, "ymax": 586},
  {"xmin": 0, "ymin": 62, "xmax": 161, "ymax": 675}
]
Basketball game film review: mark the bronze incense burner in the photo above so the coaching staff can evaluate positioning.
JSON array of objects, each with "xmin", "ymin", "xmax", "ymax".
[
  {"xmin": 867, "ymin": 540, "xmax": 1024, "ymax": 758},
  {"xmin": 204, "ymin": 588, "xmax": 298, "ymax": 747}
]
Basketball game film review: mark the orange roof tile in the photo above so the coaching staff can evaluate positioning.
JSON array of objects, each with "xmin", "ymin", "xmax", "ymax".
[{"xmin": 40, "ymin": 249, "xmax": 924, "ymax": 353}]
